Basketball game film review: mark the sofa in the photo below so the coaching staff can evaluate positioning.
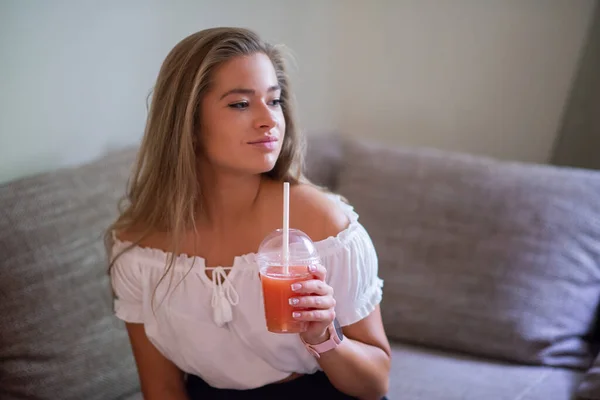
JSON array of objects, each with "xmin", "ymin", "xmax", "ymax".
[{"xmin": 2, "ymin": 133, "xmax": 600, "ymax": 400}]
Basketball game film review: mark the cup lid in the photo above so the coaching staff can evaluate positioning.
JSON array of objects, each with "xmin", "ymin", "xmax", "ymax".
[{"xmin": 256, "ymin": 228, "xmax": 321, "ymax": 266}]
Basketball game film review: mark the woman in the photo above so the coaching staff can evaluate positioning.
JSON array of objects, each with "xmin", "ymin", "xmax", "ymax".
[{"xmin": 107, "ymin": 27, "xmax": 391, "ymax": 400}]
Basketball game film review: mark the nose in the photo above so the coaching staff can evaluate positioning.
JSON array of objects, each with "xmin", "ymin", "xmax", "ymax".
[{"xmin": 254, "ymin": 103, "xmax": 277, "ymax": 130}]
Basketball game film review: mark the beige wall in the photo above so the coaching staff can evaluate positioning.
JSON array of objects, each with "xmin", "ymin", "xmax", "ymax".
[
  {"xmin": 0, "ymin": 0, "xmax": 596, "ymax": 184},
  {"xmin": 333, "ymin": 0, "xmax": 596, "ymax": 162},
  {"xmin": 551, "ymin": 2, "xmax": 600, "ymax": 170}
]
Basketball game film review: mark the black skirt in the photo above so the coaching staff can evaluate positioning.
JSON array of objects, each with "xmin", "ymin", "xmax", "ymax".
[{"xmin": 185, "ymin": 371, "xmax": 389, "ymax": 400}]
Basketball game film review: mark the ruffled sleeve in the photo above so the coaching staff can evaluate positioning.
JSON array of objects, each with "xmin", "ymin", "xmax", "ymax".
[
  {"xmin": 110, "ymin": 241, "xmax": 144, "ymax": 324},
  {"xmin": 316, "ymin": 198, "xmax": 384, "ymax": 327}
]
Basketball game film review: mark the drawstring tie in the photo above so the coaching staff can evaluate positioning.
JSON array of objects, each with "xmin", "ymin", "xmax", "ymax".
[{"xmin": 210, "ymin": 267, "xmax": 239, "ymax": 327}]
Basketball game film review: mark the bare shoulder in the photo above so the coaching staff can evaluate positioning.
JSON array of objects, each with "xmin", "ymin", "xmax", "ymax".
[
  {"xmin": 114, "ymin": 227, "xmax": 141, "ymax": 243},
  {"xmin": 289, "ymin": 183, "xmax": 350, "ymax": 242},
  {"xmin": 114, "ymin": 224, "xmax": 169, "ymax": 251}
]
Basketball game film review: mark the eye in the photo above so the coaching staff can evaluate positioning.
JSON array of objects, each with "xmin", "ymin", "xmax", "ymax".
[
  {"xmin": 269, "ymin": 99, "xmax": 282, "ymax": 107},
  {"xmin": 228, "ymin": 101, "xmax": 249, "ymax": 109}
]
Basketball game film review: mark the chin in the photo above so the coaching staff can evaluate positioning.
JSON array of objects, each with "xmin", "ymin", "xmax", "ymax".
[
  {"xmin": 229, "ymin": 159, "xmax": 276, "ymax": 176},
  {"xmin": 250, "ymin": 154, "xmax": 280, "ymax": 174},
  {"xmin": 225, "ymin": 152, "xmax": 280, "ymax": 176},
  {"xmin": 253, "ymin": 161, "xmax": 278, "ymax": 175}
]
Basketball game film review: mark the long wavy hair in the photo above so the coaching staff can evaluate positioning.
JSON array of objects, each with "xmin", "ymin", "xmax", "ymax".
[{"xmin": 104, "ymin": 27, "xmax": 307, "ymax": 300}]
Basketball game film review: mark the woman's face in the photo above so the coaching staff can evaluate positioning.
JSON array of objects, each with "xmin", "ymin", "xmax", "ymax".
[{"xmin": 199, "ymin": 52, "xmax": 286, "ymax": 176}]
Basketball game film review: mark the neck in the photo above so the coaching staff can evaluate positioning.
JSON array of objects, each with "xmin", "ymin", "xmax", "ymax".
[{"xmin": 198, "ymin": 166, "xmax": 264, "ymax": 230}]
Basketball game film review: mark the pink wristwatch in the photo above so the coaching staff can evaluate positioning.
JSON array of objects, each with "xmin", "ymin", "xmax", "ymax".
[{"xmin": 300, "ymin": 319, "xmax": 344, "ymax": 358}]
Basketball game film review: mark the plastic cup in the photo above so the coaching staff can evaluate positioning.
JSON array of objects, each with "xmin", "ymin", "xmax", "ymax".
[{"xmin": 257, "ymin": 228, "xmax": 321, "ymax": 333}]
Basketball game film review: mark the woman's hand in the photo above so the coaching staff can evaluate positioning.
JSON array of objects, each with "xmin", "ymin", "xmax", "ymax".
[{"xmin": 289, "ymin": 264, "xmax": 336, "ymax": 345}]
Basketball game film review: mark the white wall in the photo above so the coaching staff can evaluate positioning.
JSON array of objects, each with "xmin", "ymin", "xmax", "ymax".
[{"xmin": 0, "ymin": 0, "xmax": 596, "ymax": 184}]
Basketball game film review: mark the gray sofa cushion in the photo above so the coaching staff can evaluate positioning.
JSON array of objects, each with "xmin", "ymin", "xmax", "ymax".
[
  {"xmin": 578, "ymin": 357, "xmax": 600, "ymax": 399},
  {"xmin": 121, "ymin": 393, "xmax": 143, "ymax": 400},
  {"xmin": 336, "ymin": 139, "xmax": 600, "ymax": 369},
  {"xmin": 303, "ymin": 132, "xmax": 343, "ymax": 190},
  {"xmin": 389, "ymin": 342, "xmax": 583, "ymax": 400},
  {"xmin": 0, "ymin": 147, "xmax": 141, "ymax": 399}
]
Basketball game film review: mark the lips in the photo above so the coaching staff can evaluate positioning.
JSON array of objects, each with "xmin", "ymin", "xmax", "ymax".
[
  {"xmin": 248, "ymin": 136, "xmax": 279, "ymax": 151},
  {"xmin": 248, "ymin": 137, "xmax": 278, "ymax": 144}
]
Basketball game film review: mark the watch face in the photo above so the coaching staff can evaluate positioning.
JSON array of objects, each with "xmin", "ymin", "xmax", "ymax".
[{"xmin": 333, "ymin": 318, "xmax": 344, "ymax": 341}]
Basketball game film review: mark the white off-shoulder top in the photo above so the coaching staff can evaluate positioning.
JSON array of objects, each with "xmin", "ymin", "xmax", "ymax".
[{"xmin": 110, "ymin": 194, "xmax": 383, "ymax": 390}]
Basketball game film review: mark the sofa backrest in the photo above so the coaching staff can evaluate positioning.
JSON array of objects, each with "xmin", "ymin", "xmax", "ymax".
[
  {"xmin": 330, "ymin": 138, "xmax": 600, "ymax": 370},
  {"xmin": 303, "ymin": 132, "xmax": 344, "ymax": 190},
  {"xmin": 0, "ymin": 147, "xmax": 140, "ymax": 400}
]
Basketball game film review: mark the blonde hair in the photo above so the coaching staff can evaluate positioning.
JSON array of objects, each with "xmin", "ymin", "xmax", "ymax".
[{"xmin": 105, "ymin": 27, "xmax": 307, "ymax": 298}]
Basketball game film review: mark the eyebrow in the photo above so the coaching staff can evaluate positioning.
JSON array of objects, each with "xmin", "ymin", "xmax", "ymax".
[{"xmin": 219, "ymin": 85, "xmax": 281, "ymax": 100}]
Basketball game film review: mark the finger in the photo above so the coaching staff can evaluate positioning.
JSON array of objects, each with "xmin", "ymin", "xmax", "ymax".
[
  {"xmin": 289, "ymin": 295, "xmax": 336, "ymax": 309},
  {"xmin": 292, "ymin": 309, "xmax": 336, "ymax": 322},
  {"xmin": 307, "ymin": 264, "xmax": 327, "ymax": 281},
  {"xmin": 291, "ymin": 280, "xmax": 333, "ymax": 296}
]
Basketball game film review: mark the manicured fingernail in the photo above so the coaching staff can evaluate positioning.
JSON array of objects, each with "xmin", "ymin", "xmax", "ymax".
[
  {"xmin": 291, "ymin": 283, "xmax": 301, "ymax": 291},
  {"xmin": 289, "ymin": 298, "xmax": 299, "ymax": 305},
  {"xmin": 308, "ymin": 265, "xmax": 316, "ymax": 272},
  {"xmin": 293, "ymin": 312, "xmax": 302, "ymax": 318}
]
